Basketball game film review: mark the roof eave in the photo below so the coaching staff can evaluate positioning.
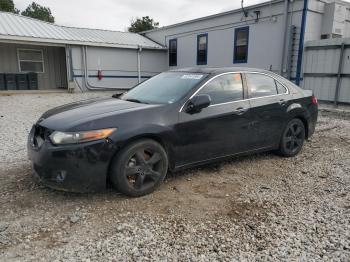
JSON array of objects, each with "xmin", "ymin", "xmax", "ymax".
[{"xmin": 0, "ymin": 34, "xmax": 167, "ymax": 50}]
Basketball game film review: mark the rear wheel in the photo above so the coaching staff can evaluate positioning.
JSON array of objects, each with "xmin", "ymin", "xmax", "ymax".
[
  {"xmin": 278, "ymin": 118, "xmax": 306, "ymax": 157},
  {"xmin": 110, "ymin": 139, "xmax": 168, "ymax": 197}
]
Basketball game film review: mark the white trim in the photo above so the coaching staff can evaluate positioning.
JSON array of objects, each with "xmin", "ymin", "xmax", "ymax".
[
  {"xmin": 179, "ymin": 71, "xmax": 290, "ymax": 112},
  {"xmin": 17, "ymin": 48, "xmax": 45, "ymax": 73}
]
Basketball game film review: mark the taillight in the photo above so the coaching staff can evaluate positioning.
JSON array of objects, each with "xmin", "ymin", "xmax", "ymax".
[{"xmin": 311, "ymin": 96, "xmax": 318, "ymax": 105}]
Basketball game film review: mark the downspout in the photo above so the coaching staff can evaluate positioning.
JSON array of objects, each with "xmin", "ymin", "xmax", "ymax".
[
  {"xmin": 66, "ymin": 45, "xmax": 82, "ymax": 92},
  {"xmin": 295, "ymin": 0, "xmax": 308, "ymax": 86},
  {"xmin": 280, "ymin": 0, "xmax": 290, "ymax": 76},
  {"xmin": 137, "ymin": 45, "xmax": 142, "ymax": 83},
  {"xmin": 65, "ymin": 45, "xmax": 73, "ymax": 82}
]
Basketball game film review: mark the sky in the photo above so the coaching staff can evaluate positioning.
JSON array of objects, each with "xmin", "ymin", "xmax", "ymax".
[{"xmin": 14, "ymin": 0, "xmax": 269, "ymax": 31}]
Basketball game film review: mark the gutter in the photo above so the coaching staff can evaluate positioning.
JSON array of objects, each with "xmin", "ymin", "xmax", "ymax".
[
  {"xmin": 137, "ymin": 46, "xmax": 142, "ymax": 83},
  {"xmin": 0, "ymin": 35, "xmax": 167, "ymax": 50},
  {"xmin": 295, "ymin": 0, "xmax": 308, "ymax": 86}
]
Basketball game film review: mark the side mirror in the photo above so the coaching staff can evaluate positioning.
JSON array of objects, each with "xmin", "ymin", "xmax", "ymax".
[{"xmin": 185, "ymin": 94, "xmax": 211, "ymax": 114}]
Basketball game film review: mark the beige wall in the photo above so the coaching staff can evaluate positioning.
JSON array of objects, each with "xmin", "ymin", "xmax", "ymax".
[{"xmin": 0, "ymin": 43, "xmax": 67, "ymax": 89}]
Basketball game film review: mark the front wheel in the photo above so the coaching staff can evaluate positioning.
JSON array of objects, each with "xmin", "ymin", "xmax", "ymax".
[
  {"xmin": 278, "ymin": 118, "xmax": 306, "ymax": 157},
  {"xmin": 110, "ymin": 139, "xmax": 168, "ymax": 197}
]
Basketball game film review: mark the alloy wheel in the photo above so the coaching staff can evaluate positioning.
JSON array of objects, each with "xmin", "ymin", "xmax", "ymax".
[
  {"xmin": 125, "ymin": 148, "xmax": 163, "ymax": 191},
  {"xmin": 284, "ymin": 122, "xmax": 304, "ymax": 154}
]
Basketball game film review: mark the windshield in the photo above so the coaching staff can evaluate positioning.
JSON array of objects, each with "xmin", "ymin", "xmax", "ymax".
[{"xmin": 121, "ymin": 72, "xmax": 208, "ymax": 104}]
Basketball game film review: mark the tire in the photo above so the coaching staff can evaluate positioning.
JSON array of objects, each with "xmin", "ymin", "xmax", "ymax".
[
  {"xmin": 278, "ymin": 118, "xmax": 306, "ymax": 157},
  {"xmin": 110, "ymin": 139, "xmax": 168, "ymax": 197}
]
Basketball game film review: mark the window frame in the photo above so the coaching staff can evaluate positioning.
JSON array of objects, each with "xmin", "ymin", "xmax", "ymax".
[
  {"xmin": 196, "ymin": 33, "xmax": 208, "ymax": 65},
  {"xmin": 17, "ymin": 48, "xmax": 45, "ymax": 73},
  {"xmin": 180, "ymin": 71, "xmax": 290, "ymax": 113},
  {"xmin": 233, "ymin": 26, "xmax": 249, "ymax": 64},
  {"xmin": 275, "ymin": 80, "xmax": 288, "ymax": 94},
  {"xmin": 169, "ymin": 39, "xmax": 177, "ymax": 67}
]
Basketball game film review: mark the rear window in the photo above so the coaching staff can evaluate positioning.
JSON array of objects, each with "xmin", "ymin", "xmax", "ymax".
[
  {"xmin": 276, "ymin": 81, "xmax": 288, "ymax": 94},
  {"xmin": 246, "ymin": 73, "xmax": 278, "ymax": 98}
]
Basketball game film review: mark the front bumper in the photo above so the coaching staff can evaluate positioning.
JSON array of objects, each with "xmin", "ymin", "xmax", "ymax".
[{"xmin": 27, "ymin": 126, "xmax": 117, "ymax": 193}]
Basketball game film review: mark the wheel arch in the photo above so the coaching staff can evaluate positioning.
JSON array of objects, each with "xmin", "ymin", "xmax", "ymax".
[{"xmin": 286, "ymin": 104, "xmax": 310, "ymax": 139}]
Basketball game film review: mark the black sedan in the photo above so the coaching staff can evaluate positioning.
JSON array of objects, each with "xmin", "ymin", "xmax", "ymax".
[{"xmin": 28, "ymin": 67, "xmax": 318, "ymax": 196}]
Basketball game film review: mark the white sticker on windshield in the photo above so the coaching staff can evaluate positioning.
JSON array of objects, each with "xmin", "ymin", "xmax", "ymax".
[{"xmin": 181, "ymin": 74, "xmax": 203, "ymax": 80}]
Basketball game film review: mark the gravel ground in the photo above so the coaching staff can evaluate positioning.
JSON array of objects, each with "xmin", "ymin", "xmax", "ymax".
[{"xmin": 0, "ymin": 93, "xmax": 349, "ymax": 261}]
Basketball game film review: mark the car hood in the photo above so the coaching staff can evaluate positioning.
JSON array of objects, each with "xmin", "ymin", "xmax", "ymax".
[{"xmin": 38, "ymin": 97, "xmax": 155, "ymax": 131}]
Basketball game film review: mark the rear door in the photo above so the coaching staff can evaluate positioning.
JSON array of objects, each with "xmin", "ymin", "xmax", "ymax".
[
  {"xmin": 174, "ymin": 73, "xmax": 253, "ymax": 167},
  {"xmin": 244, "ymin": 72, "xmax": 290, "ymax": 148}
]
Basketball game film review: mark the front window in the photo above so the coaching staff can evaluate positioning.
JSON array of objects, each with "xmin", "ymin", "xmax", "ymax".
[
  {"xmin": 18, "ymin": 49, "xmax": 44, "ymax": 73},
  {"xmin": 197, "ymin": 34, "xmax": 208, "ymax": 65},
  {"xmin": 121, "ymin": 72, "xmax": 207, "ymax": 104},
  {"xmin": 197, "ymin": 73, "xmax": 243, "ymax": 105}
]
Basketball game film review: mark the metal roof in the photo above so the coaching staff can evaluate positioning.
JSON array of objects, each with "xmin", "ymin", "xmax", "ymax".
[{"xmin": 0, "ymin": 11, "xmax": 165, "ymax": 50}]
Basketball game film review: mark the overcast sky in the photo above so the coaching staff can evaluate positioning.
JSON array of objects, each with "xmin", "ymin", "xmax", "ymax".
[{"xmin": 14, "ymin": 0, "xmax": 271, "ymax": 31}]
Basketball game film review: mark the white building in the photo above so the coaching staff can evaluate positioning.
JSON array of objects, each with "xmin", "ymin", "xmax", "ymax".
[
  {"xmin": 144, "ymin": 0, "xmax": 350, "ymax": 86},
  {"xmin": 0, "ymin": 0, "xmax": 349, "ymax": 93}
]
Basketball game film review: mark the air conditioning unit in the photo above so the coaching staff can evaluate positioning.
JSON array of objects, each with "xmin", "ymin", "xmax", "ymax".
[{"xmin": 321, "ymin": 2, "xmax": 346, "ymax": 39}]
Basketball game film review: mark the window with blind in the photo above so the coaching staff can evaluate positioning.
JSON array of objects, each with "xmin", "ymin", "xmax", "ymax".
[
  {"xmin": 233, "ymin": 27, "xmax": 249, "ymax": 63},
  {"xmin": 18, "ymin": 49, "xmax": 44, "ymax": 73},
  {"xmin": 197, "ymin": 34, "xmax": 208, "ymax": 65}
]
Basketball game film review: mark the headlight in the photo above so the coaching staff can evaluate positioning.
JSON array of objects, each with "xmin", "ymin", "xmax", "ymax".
[{"xmin": 49, "ymin": 128, "xmax": 117, "ymax": 145}]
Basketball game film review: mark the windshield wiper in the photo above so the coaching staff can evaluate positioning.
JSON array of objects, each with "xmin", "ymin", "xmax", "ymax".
[{"xmin": 125, "ymin": 98, "xmax": 148, "ymax": 104}]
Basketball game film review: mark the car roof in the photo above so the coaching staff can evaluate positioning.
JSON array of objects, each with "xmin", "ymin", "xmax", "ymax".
[{"xmin": 169, "ymin": 67, "xmax": 272, "ymax": 75}]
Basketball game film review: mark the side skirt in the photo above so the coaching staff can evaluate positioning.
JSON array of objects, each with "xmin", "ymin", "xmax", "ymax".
[{"xmin": 172, "ymin": 146, "xmax": 275, "ymax": 172}]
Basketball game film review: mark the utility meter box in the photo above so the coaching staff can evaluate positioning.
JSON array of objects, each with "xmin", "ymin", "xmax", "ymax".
[{"xmin": 321, "ymin": 2, "xmax": 347, "ymax": 39}]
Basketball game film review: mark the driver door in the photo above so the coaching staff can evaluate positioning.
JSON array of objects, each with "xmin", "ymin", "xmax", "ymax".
[{"xmin": 173, "ymin": 73, "xmax": 253, "ymax": 167}]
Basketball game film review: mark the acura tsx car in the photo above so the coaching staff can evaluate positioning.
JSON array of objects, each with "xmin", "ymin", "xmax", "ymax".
[{"xmin": 27, "ymin": 67, "xmax": 318, "ymax": 196}]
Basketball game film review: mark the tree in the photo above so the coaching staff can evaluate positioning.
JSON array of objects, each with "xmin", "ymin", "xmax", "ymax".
[
  {"xmin": 128, "ymin": 16, "xmax": 159, "ymax": 33},
  {"xmin": 0, "ymin": 0, "xmax": 19, "ymax": 13},
  {"xmin": 21, "ymin": 2, "xmax": 54, "ymax": 23}
]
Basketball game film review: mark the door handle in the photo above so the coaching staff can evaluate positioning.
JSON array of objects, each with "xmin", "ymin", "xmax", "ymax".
[
  {"xmin": 279, "ymin": 99, "xmax": 287, "ymax": 106},
  {"xmin": 233, "ymin": 107, "xmax": 249, "ymax": 115}
]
